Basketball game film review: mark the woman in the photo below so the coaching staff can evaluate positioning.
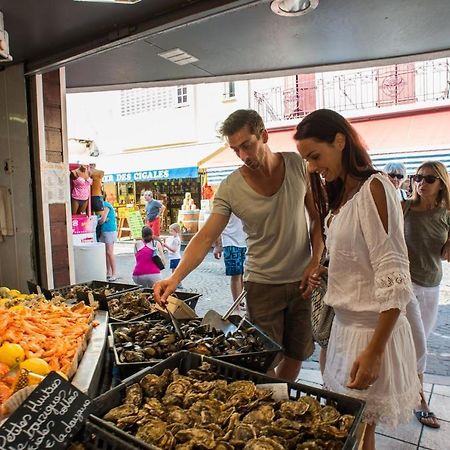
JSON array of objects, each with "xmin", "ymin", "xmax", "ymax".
[
  {"xmin": 132, "ymin": 226, "xmax": 165, "ymax": 287},
  {"xmin": 383, "ymin": 162, "xmax": 409, "ymax": 200},
  {"xmin": 99, "ymin": 196, "xmax": 118, "ymax": 281},
  {"xmin": 403, "ymin": 160, "xmax": 450, "ymax": 428},
  {"xmin": 71, "ymin": 165, "xmax": 92, "ymax": 214},
  {"xmin": 295, "ymin": 109, "xmax": 420, "ymax": 450}
]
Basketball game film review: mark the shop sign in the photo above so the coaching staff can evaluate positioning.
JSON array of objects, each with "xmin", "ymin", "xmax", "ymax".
[
  {"xmin": 103, "ymin": 166, "xmax": 198, "ymax": 183},
  {"xmin": 0, "ymin": 371, "xmax": 94, "ymax": 450}
]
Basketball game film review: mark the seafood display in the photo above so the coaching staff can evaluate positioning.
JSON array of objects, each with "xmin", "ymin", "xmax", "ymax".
[
  {"xmin": 100, "ymin": 362, "xmax": 355, "ymax": 449},
  {"xmin": 108, "ymin": 292, "xmax": 158, "ymax": 321},
  {"xmin": 0, "ymin": 290, "xmax": 95, "ymax": 412},
  {"xmin": 112, "ymin": 319, "xmax": 271, "ymax": 363}
]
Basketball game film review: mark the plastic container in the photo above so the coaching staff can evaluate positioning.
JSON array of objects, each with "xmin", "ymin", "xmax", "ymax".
[
  {"xmin": 110, "ymin": 315, "xmax": 282, "ymax": 378},
  {"xmin": 85, "ymin": 351, "xmax": 366, "ymax": 450},
  {"xmin": 73, "ymin": 243, "xmax": 107, "ymax": 283}
]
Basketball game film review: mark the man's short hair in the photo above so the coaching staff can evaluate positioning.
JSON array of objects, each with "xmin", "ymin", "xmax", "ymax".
[{"xmin": 219, "ymin": 109, "xmax": 266, "ymax": 139}]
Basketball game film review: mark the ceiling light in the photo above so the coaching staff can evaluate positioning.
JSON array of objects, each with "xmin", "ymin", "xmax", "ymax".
[
  {"xmin": 158, "ymin": 48, "xmax": 199, "ymax": 66},
  {"xmin": 73, "ymin": 0, "xmax": 141, "ymax": 4},
  {"xmin": 271, "ymin": 0, "xmax": 319, "ymax": 17}
]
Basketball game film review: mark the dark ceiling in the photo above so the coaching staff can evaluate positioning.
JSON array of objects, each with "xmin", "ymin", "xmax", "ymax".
[{"xmin": 2, "ymin": 0, "xmax": 450, "ymax": 91}]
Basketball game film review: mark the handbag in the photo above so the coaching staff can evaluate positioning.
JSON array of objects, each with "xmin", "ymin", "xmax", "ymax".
[
  {"xmin": 151, "ymin": 240, "xmax": 165, "ymax": 270},
  {"xmin": 310, "ymin": 272, "xmax": 334, "ymax": 348}
]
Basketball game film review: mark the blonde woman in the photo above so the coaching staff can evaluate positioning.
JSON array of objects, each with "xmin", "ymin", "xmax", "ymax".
[{"xmin": 403, "ymin": 160, "xmax": 450, "ymax": 428}]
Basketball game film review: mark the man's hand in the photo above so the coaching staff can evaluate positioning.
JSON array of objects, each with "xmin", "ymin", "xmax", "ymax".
[
  {"xmin": 213, "ymin": 246, "xmax": 222, "ymax": 259},
  {"xmin": 441, "ymin": 239, "xmax": 450, "ymax": 262},
  {"xmin": 300, "ymin": 261, "xmax": 321, "ymax": 298},
  {"xmin": 153, "ymin": 277, "xmax": 179, "ymax": 305}
]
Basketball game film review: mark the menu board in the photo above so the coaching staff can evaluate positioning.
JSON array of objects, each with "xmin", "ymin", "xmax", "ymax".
[
  {"xmin": 127, "ymin": 210, "xmax": 144, "ymax": 239},
  {"xmin": 0, "ymin": 372, "xmax": 93, "ymax": 450}
]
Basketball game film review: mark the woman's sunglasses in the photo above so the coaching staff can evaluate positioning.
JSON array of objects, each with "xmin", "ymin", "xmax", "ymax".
[
  {"xmin": 388, "ymin": 173, "xmax": 404, "ymax": 180},
  {"xmin": 413, "ymin": 174, "xmax": 439, "ymax": 184}
]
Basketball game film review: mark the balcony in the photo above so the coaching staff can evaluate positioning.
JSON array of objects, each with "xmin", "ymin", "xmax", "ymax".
[{"xmin": 252, "ymin": 59, "xmax": 450, "ymax": 123}]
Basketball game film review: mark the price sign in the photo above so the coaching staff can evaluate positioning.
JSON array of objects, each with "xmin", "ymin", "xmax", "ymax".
[{"xmin": 0, "ymin": 372, "xmax": 93, "ymax": 450}]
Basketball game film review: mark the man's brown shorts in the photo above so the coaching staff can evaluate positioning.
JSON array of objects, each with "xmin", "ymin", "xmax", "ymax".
[{"xmin": 244, "ymin": 280, "xmax": 314, "ymax": 362}]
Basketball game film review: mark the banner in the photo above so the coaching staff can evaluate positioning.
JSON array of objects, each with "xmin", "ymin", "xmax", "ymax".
[{"xmin": 103, "ymin": 166, "xmax": 198, "ymax": 183}]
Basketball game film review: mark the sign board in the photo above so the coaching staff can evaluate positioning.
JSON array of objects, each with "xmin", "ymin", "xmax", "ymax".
[
  {"xmin": 103, "ymin": 166, "xmax": 198, "ymax": 183},
  {"xmin": 127, "ymin": 210, "xmax": 144, "ymax": 239},
  {"xmin": 155, "ymin": 295, "xmax": 198, "ymax": 320},
  {"xmin": 0, "ymin": 372, "xmax": 93, "ymax": 450}
]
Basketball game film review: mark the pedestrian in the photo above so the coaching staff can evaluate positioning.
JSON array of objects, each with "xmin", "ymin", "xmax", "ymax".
[
  {"xmin": 403, "ymin": 160, "xmax": 450, "ymax": 429},
  {"xmin": 383, "ymin": 162, "xmax": 409, "ymax": 200},
  {"xmin": 213, "ymin": 213, "xmax": 247, "ymax": 308},
  {"xmin": 154, "ymin": 109, "xmax": 324, "ymax": 381},
  {"xmin": 98, "ymin": 195, "xmax": 118, "ymax": 281},
  {"xmin": 71, "ymin": 165, "xmax": 92, "ymax": 214},
  {"xmin": 132, "ymin": 226, "xmax": 164, "ymax": 287},
  {"xmin": 89, "ymin": 164, "xmax": 105, "ymax": 239},
  {"xmin": 144, "ymin": 191, "xmax": 165, "ymax": 237},
  {"xmin": 295, "ymin": 109, "xmax": 420, "ymax": 450},
  {"xmin": 161, "ymin": 223, "xmax": 182, "ymax": 273}
]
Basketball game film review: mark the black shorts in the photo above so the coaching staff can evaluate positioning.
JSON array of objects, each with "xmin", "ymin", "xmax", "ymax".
[{"xmin": 91, "ymin": 196, "xmax": 104, "ymax": 212}]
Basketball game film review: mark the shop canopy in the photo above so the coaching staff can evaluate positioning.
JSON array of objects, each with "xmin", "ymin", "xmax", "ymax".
[
  {"xmin": 200, "ymin": 108, "xmax": 450, "ymax": 183},
  {"xmin": 98, "ymin": 142, "xmax": 218, "ymax": 183}
]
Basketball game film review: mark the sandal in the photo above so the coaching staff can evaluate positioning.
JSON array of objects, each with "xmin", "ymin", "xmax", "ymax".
[{"xmin": 415, "ymin": 410, "xmax": 440, "ymax": 429}]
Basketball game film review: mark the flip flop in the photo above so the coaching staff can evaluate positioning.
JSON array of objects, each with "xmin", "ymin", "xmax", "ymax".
[{"xmin": 415, "ymin": 410, "xmax": 440, "ymax": 429}]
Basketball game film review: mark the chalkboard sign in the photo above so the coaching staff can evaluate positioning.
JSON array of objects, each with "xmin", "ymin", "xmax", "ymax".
[
  {"xmin": 127, "ymin": 210, "xmax": 144, "ymax": 240},
  {"xmin": 0, "ymin": 371, "xmax": 93, "ymax": 450}
]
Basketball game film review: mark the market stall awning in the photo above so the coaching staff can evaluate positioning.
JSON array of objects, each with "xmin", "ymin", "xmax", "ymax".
[{"xmin": 97, "ymin": 142, "xmax": 219, "ymax": 183}]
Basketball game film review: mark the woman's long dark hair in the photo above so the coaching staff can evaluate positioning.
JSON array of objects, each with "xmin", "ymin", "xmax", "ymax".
[
  {"xmin": 141, "ymin": 226, "xmax": 153, "ymax": 243},
  {"xmin": 294, "ymin": 109, "xmax": 377, "ymax": 236}
]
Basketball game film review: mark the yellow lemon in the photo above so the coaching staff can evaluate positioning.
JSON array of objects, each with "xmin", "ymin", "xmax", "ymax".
[
  {"xmin": 9, "ymin": 305, "xmax": 26, "ymax": 312},
  {"xmin": 20, "ymin": 358, "xmax": 51, "ymax": 376},
  {"xmin": 27, "ymin": 372, "xmax": 46, "ymax": 385},
  {"xmin": 55, "ymin": 371, "xmax": 69, "ymax": 381},
  {"xmin": 9, "ymin": 290, "xmax": 21, "ymax": 298},
  {"xmin": 0, "ymin": 343, "xmax": 25, "ymax": 368}
]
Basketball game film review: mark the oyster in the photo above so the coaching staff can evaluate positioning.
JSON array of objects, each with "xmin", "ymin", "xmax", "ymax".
[
  {"xmin": 227, "ymin": 380, "xmax": 256, "ymax": 398},
  {"xmin": 299, "ymin": 396, "xmax": 321, "ymax": 415},
  {"xmin": 135, "ymin": 418, "xmax": 167, "ymax": 445},
  {"xmin": 166, "ymin": 405, "xmax": 192, "ymax": 425},
  {"xmin": 188, "ymin": 399, "xmax": 222, "ymax": 426},
  {"xmin": 229, "ymin": 423, "xmax": 257, "ymax": 446},
  {"xmin": 103, "ymin": 404, "xmax": 138, "ymax": 422},
  {"xmin": 243, "ymin": 437, "xmax": 284, "ymax": 449},
  {"xmin": 140, "ymin": 369, "xmax": 171, "ymax": 397},
  {"xmin": 242, "ymin": 405, "xmax": 275, "ymax": 426},
  {"xmin": 175, "ymin": 428, "xmax": 216, "ymax": 449},
  {"xmin": 124, "ymin": 383, "xmax": 143, "ymax": 406},
  {"xmin": 319, "ymin": 406, "xmax": 340, "ymax": 425},
  {"xmin": 339, "ymin": 414, "xmax": 354, "ymax": 432},
  {"xmin": 279, "ymin": 400, "xmax": 309, "ymax": 419}
]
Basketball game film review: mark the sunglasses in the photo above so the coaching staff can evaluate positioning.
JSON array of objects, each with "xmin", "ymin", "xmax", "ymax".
[
  {"xmin": 388, "ymin": 173, "xmax": 404, "ymax": 180},
  {"xmin": 413, "ymin": 174, "xmax": 439, "ymax": 184}
]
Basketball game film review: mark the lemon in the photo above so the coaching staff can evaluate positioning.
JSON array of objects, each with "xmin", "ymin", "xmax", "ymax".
[
  {"xmin": 27, "ymin": 372, "xmax": 46, "ymax": 385},
  {"xmin": 9, "ymin": 290, "xmax": 21, "ymax": 298},
  {"xmin": 0, "ymin": 343, "xmax": 25, "ymax": 368},
  {"xmin": 55, "ymin": 371, "xmax": 69, "ymax": 381},
  {"xmin": 9, "ymin": 305, "xmax": 26, "ymax": 312},
  {"xmin": 20, "ymin": 358, "xmax": 51, "ymax": 376}
]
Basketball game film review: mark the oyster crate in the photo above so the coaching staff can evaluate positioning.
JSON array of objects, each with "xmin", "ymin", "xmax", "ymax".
[
  {"xmin": 110, "ymin": 316, "xmax": 283, "ymax": 378},
  {"xmin": 85, "ymin": 351, "xmax": 365, "ymax": 450},
  {"xmin": 107, "ymin": 288, "xmax": 201, "ymax": 324}
]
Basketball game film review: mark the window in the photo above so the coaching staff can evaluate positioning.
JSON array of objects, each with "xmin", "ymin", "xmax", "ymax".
[
  {"xmin": 177, "ymin": 86, "xmax": 189, "ymax": 106},
  {"xmin": 223, "ymin": 81, "xmax": 236, "ymax": 99},
  {"xmin": 120, "ymin": 87, "xmax": 175, "ymax": 116}
]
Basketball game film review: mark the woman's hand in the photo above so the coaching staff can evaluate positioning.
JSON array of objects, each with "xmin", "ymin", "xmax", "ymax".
[
  {"xmin": 347, "ymin": 349, "xmax": 382, "ymax": 390},
  {"xmin": 308, "ymin": 265, "xmax": 328, "ymax": 290},
  {"xmin": 300, "ymin": 261, "xmax": 321, "ymax": 298}
]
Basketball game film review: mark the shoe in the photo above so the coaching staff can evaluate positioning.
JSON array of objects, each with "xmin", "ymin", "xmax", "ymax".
[
  {"xmin": 108, "ymin": 276, "xmax": 119, "ymax": 282},
  {"xmin": 415, "ymin": 410, "xmax": 440, "ymax": 428}
]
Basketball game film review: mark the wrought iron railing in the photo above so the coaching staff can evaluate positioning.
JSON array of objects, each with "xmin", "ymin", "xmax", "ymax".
[{"xmin": 252, "ymin": 58, "xmax": 450, "ymax": 122}]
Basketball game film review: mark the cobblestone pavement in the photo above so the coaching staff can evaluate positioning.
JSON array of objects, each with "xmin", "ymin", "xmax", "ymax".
[{"xmin": 115, "ymin": 241, "xmax": 450, "ymax": 377}]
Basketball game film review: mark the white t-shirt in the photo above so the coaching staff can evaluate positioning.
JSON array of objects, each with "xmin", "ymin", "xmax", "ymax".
[
  {"xmin": 165, "ymin": 236, "xmax": 181, "ymax": 260},
  {"xmin": 212, "ymin": 152, "xmax": 311, "ymax": 284},
  {"xmin": 222, "ymin": 213, "xmax": 247, "ymax": 248}
]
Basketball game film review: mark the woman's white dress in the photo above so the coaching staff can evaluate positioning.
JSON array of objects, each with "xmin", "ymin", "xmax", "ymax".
[{"xmin": 322, "ymin": 174, "xmax": 421, "ymax": 426}]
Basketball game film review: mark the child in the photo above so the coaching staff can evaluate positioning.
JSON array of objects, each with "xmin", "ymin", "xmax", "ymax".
[
  {"xmin": 162, "ymin": 223, "xmax": 182, "ymax": 273},
  {"xmin": 132, "ymin": 226, "xmax": 164, "ymax": 287}
]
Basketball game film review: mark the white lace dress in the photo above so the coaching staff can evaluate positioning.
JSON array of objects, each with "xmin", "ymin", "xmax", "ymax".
[{"xmin": 322, "ymin": 174, "xmax": 421, "ymax": 426}]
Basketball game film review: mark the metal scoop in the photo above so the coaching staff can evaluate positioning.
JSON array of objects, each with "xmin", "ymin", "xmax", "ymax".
[{"xmin": 200, "ymin": 289, "xmax": 246, "ymax": 335}]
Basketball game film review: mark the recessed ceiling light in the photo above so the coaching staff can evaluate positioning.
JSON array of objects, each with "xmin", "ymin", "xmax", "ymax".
[
  {"xmin": 158, "ymin": 48, "xmax": 199, "ymax": 66},
  {"xmin": 271, "ymin": 0, "xmax": 319, "ymax": 17},
  {"xmin": 73, "ymin": 0, "xmax": 141, "ymax": 4}
]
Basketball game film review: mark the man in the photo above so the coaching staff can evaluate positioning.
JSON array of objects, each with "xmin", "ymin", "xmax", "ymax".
[
  {"xmin": 213, "ymin": 213, "xmax": 247, "ymax": 309},
  {"xmin": 154, "ymin": 109, "xmax": 323, "ymax": 381},
  {"xmin": 144, "ymin": 191, "xmax": 165, "ymax": 237}
]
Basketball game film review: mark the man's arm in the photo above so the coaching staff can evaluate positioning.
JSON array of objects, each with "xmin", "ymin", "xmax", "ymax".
[
  {"xmin": 301, "ymin": 188, "xmax": 325, "ymax": 297},
  {"xmin": 153, "ymin": 213, "xmax": 229, "ymax": 303}
]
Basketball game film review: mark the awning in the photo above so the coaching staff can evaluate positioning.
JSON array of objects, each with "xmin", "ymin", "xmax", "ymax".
[
  {"xmin": 201, "ymin": 109, "xmax": 450, "ymax": 184},
  {"xmin": 97, "ymin": 142, "xmax": 219, "ymax": 183}
]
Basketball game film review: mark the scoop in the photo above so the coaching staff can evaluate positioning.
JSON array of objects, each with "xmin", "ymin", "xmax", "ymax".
[{"xmin": 200, "ymin": 289, "xmax": 246, "ymax": 335}]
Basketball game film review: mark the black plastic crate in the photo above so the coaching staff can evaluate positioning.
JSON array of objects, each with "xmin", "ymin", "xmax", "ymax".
[
  {"xmin": 107, "ymin": 288, "xmax": 200, "ymax": 323},
  {"xmin": 47, "ymin": 280, "xmax": 140, "ymax": 309},
  {"xmin": 109, "ymin": 316, "xmax": 280, "ymax": 378},
  {"xmin": 87, "ymin": 351, "xmax": 365, "ymax": 450}
]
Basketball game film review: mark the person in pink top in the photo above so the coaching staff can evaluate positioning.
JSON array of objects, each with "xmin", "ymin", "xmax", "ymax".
[
  {"xmin": 132, "ymin": 226, "xmax": 165, "ymax": 287},
  {"xmin": 71, "ymin": 165, "xmax": 92, "ymax": 214}
]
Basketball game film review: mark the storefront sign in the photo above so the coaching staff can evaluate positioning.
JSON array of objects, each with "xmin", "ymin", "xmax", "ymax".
[
  {"xmin": 0, "ymin": 372, "xmax": 93, "ymax": 450},
  {"xmin": 103, "ymin": 166, "xmax": 198, "ymax": 183}
]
